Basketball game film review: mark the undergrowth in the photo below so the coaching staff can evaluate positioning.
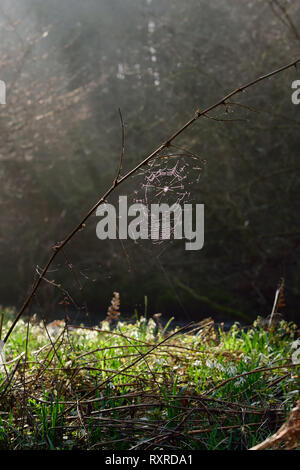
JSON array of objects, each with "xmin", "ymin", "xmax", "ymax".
[{"xmin": 0, "ymin": 308, "xmax": 299, "ymax": 450}]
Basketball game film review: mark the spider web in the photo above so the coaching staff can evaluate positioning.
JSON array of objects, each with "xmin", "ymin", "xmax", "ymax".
[{"xmin": 129, "ymin": 146, "xmax": 205, "ymax": 248}]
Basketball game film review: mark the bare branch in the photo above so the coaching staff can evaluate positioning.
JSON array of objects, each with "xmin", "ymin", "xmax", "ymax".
[{"xmin": 114, "ymin": 108, "xmax": 125, "ymax": 186}]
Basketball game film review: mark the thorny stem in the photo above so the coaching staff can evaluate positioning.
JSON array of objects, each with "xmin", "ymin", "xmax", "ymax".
[{"xmin": 4, "ymin": 56, "xmax": 300, "ymax": 343}]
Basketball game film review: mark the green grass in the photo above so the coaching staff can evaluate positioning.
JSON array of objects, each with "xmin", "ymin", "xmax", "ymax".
[{"xmin": 0, "ymin": 308, "xmax": 299, "ymax": 450}]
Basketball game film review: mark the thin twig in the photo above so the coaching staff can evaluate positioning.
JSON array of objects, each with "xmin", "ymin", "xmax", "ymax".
[{"xmin": 114, "ymin": 107, "xmax": 125, "ymax": 185}]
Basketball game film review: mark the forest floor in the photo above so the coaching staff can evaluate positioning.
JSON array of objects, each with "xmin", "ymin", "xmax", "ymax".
[{"xmin": 0, "ymin": 308, "xmax": 299, "ymax": 450}]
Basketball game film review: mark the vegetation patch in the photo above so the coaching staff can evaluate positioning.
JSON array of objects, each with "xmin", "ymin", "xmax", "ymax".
[{"xmin": 0, "ymin": 308, "xmax": 298, "ymax": 450}]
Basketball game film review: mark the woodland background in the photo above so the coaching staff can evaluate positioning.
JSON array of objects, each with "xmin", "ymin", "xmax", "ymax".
[{"xmin": 0, "ymin": 0, "xmax": 300, "ymax": 323}]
